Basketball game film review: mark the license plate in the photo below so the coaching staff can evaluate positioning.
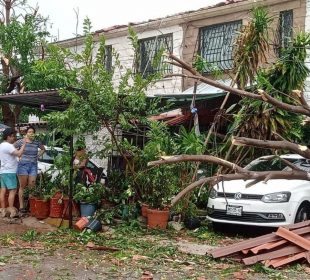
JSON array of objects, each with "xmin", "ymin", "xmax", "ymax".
[{"xmin": 226, "ymin": 205, "xmax": 242, "ymax": 216}]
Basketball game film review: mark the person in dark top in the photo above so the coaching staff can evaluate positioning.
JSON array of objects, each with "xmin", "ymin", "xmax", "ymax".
[{"xmin": 14, "ymin": 126, "xmax": 45, "ymax": 213}]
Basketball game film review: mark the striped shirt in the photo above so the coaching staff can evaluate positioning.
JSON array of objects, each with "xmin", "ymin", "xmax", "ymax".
[{"xmin": 15, "ymin": 139, "xmax": 42, "ymax": 163}]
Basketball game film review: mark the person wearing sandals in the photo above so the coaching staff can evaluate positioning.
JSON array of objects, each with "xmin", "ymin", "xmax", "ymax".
[
  {"xmin": 0, "ymin": 128, "xmax": 26, "ymax": 213},
  {"xmin": 14, "ymin": 126, "xmax": 45, "ymax": 214}
]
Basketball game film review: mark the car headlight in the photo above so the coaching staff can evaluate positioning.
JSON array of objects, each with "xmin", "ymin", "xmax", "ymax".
[
  {"xmin": 209, "ymin": 188, "xmax": 217, "ymax": 199},
  {"xmin": 261, "ymin": 192, "xmax": 291, "ymax": 203}
]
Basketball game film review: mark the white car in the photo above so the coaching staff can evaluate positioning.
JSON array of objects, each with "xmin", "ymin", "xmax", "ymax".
[
  {"xmin": 207, "ymin": 154, "xmax": 310, "ymax": 227},
  {"xmin": 37, "ymin": 146, "xmax": 106, "ymax": 183}
]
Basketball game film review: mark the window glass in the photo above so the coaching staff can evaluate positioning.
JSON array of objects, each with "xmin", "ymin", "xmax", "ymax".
[
  {"xmin": 279, "ymin": 10, "xmax": 293, "ymax": 51},
  {"xmin": 199, "ymin": 20, "xmax": 242, "ymax": 72},
  {"xmin": 139, "ymin": 34, "xmax": 173, "ymax": 77},
  {"xmin": 246, "ymin": 157, "xmax": 300, "ymax": 172},
  {"xmin": 104, "ymin": 45, "xmax": 112, "ymax": 72}
]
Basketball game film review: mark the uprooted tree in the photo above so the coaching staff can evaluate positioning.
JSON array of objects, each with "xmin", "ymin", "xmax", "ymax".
[{"xmin": 149, "ymin": 7, "xmax": 310, "ymax": 207}]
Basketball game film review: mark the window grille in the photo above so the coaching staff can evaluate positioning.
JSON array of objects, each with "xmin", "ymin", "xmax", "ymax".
[
  {"xmin": 139, "ymin": 34, "xmax": 173, "ymax": 77},
  {"xmin": 198, "ymin": 20, "xmax": 242, "ymax": 72},
  {"xmin": 104, "ymin": 45, "xmax": 112, "ymax": 72},
  {"xmin": 279, "ymin": 10, "xmax": 293, "ymax": 50}
]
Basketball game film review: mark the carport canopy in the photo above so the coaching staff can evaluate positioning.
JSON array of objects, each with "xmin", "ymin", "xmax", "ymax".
[
  {"xmin": 0, "ymin": 87, "xmax": 88, "ymax": 228},
  {"xmin": 0, "ymin": 87, "xmax": 87, "ymax": 111}
]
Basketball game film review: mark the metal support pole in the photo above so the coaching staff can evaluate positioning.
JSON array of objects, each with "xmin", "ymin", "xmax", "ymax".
[{"xmin": 69, "ymin": 136, "xmax": 73, "ymax": 228}]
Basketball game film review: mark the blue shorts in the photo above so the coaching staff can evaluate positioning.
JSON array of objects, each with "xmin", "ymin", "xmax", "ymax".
[
  {"xmin": 17, "ymin": 162, "xmax": 38, "ymax": 177},
  {"xmin": 1, "ymin": 173, "xmax": 18, "ymax": 190}
]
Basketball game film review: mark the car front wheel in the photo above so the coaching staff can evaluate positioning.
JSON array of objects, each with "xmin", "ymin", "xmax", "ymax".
[{"xmin": 295, "ymin": 203, "xmax": 310, "ymax": 223}]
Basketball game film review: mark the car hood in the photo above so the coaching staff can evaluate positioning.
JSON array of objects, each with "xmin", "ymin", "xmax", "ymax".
[{"xmin": 213, "ymin": 179, "xmax": 308, "ymax": 194}]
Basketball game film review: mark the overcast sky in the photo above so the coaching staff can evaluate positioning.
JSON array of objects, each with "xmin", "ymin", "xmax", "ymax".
[{"xmin": 27, "ymin": 0, "xmax": 223, "ymax": 40}]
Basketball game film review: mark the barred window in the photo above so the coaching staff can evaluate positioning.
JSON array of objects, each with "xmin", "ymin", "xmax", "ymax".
[
  {"xmin": 139, "ymin": 34, "xmax": 173, "ymax": 77},
  {"xmin": 279, "ymin": 10, "xmax": 293, "ymax": 50},
  {"xmin": 198, "ymin": 20, "xmax": 242, "ymax": 73},
  {"xmin": 104, "ymin": 45, "xmax": 112, "ymax": 72}
]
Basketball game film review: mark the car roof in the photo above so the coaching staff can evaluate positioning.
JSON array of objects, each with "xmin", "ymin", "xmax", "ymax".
[
  {"xmin": 258, "ymin": 154, "xmax": 304, "ymax": 160},
  {"xmin": 44, "ymin": 146, "xmax": 64, "ymax": 152}
]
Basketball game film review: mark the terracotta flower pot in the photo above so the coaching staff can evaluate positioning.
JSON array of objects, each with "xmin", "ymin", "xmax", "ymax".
[
  {"xmin": 75, "ymin": 216, "xmax": 89, "ymax": 231},
  {"xmin": 34, "ymin": 199, "xmax": 50, "ymax": 220},
  {"xmin": 141, "ymin": 203, "xmax": 149, "ymax": 218},
  {"xmin": 29, "ymin": 196, "xmax": 37, "ymax": 216},
  {"xmin": 49, "ymin": 192, "xmax": 64, "ymax": 218},
  {"xmin": 147, "ymin": 208, "xmax": 169, "ymax": 229}
]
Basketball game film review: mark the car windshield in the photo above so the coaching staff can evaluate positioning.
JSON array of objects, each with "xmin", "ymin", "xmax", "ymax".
[
  {"xmin": 246, "ymin": 157, "xmax": 303, "ymax": 172},
  {"xmin": 39, "ymin": 149, "xmax": 63, "ymax": 164}
]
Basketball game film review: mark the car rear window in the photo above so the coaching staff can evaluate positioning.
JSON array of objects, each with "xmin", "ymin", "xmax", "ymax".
[{"xmin": 246, "ymin": 158, "xmax": 299, "ymax": 172}]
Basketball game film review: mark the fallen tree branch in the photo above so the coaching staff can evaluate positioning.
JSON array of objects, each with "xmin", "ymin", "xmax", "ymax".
[
  {"xmin": 170, "ymin": 170, "xmax": 310, "ymax": 206},
  {"xmin": 232, "ymin": 137, "xmax": 310, "ymax": 159},
  {"xmin": 257, "ymin": 89, "xmax": 310, "ymax": 116},
  {"xmin": 292, "ymin": 90, "xmax": 310, "ymax": 111},
  {"xmin": 148, "ymin": 154, "xmax": 246, "ymax": 173},
  {"xmin": 166, "ymin": 53, "xmax": 310, "ymax": 117}
]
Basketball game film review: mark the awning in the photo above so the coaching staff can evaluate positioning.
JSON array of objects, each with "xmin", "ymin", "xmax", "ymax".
[
  {"xmin": 154, "ymin": 79, "xmax": 233, "ymax": 101},
  {"xmin": 0, "ymin": 87, "xmax": 87, "ymax": 111}
]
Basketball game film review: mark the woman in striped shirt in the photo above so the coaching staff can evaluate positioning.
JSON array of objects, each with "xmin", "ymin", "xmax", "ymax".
[{"xmin": 15, "ymin": 126, "xmax": 45, "ymax": 213}]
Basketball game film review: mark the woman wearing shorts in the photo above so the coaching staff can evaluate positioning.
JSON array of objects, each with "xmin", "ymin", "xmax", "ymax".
[{"xmin": 14, "ymin": 126, "xmax": 45, "ymax": 213}]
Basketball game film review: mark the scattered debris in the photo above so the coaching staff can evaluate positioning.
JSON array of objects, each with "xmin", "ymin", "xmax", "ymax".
[
  {"xmin": 132, "ymin": 254, "xmax": 149, "ymax": 261},
  {"xmin": 210, "ymin": 221, "xmax": 310, "ymax": 268},
  {"xmin": 140, "ymin": 271, "xmax": 153, "ymax": 280},
  {"xmin": 168, "ymin": 221, "xmax": 184, "ymax": 231},
  {"xmin": 86, "ymin": 241, "xmax": 119, "ymax": 251},
  {"xmin": 177, "ymin": 241, "xmax": 214, "ymax": 256}
]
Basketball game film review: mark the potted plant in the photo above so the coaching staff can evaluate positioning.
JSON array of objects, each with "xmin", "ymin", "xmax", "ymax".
[
  {"xmin": 132, "ymin": 122, "xmax": 179, "ymax": 229},
  {"xmin": 33, "ymin": 172, "xmax": 54, "ymax": 219},
  {"xmin": 144, "ymin": 165, "xmax": 178, "ymax": 229},
  {"xmin": 74, "ymin": 183, "xmax": 104, "ymax": 217},
  {"xmin": 48, "ymin": 175, "xmax": 66, "ymax": 218}
]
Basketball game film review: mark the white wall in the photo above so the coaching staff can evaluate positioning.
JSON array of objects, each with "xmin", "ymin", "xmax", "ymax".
[{"xmin": 66, "ymin": 25, "xmax": 184, "ymax": 96}]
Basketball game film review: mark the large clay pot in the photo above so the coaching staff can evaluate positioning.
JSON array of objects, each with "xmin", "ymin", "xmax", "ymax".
[
  {"xmin": 49, "ymin": 192, "xmax": 64, "ymax": 218},
  {"xmin": 34, "ymin": 199, "xmax": 50, "ymax": 220},
  {"xmin": 147, "ymin": 208, "xmax": 169, "ymax": 229},
  {"xmin": 29, "ymin": 196, "xmax": 36, "ymax": 216},
  {"xmin": 141, "ymin": 203, "xmax": 149, "ymax": 218}
]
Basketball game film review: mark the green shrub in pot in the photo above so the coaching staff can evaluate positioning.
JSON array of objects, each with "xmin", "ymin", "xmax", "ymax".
[{"xmin": 73, "ymin": 183, "xmax": 104, "ymax": 203}]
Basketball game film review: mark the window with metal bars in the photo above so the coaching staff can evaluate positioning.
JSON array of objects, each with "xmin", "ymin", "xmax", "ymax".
[
  {"xmin": 138, "ymin": 34, "xmax": 173, "ymax": 77},
  {"xmin": 279, "ymin": 10, "xmax": 293, "ymax": 50},
  {"xmin": 104, "ymin": 45, "xmax": 112, "ymax": 72},
  {"xmin": 198, "ymin": 20, "xmax": 242, "ymax": 73}
]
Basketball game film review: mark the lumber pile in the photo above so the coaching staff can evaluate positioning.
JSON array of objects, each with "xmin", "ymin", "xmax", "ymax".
[{"xmin": 210, "ymin": 221, "xmax": 310, "ymax": 268}]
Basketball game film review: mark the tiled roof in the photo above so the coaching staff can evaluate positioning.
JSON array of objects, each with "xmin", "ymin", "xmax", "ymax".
[
  {"xmin": 94, "ymin": 0, "xmax": 246, "ymax": 34},
  {"xmin": 211, "ymin": 220, "xmax": 310, "ymax": 269}
]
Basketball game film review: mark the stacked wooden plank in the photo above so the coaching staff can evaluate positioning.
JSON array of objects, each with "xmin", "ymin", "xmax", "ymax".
[{"xmin": 210, "ymin": 221, "xmax": 310, "ymax": 268}]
